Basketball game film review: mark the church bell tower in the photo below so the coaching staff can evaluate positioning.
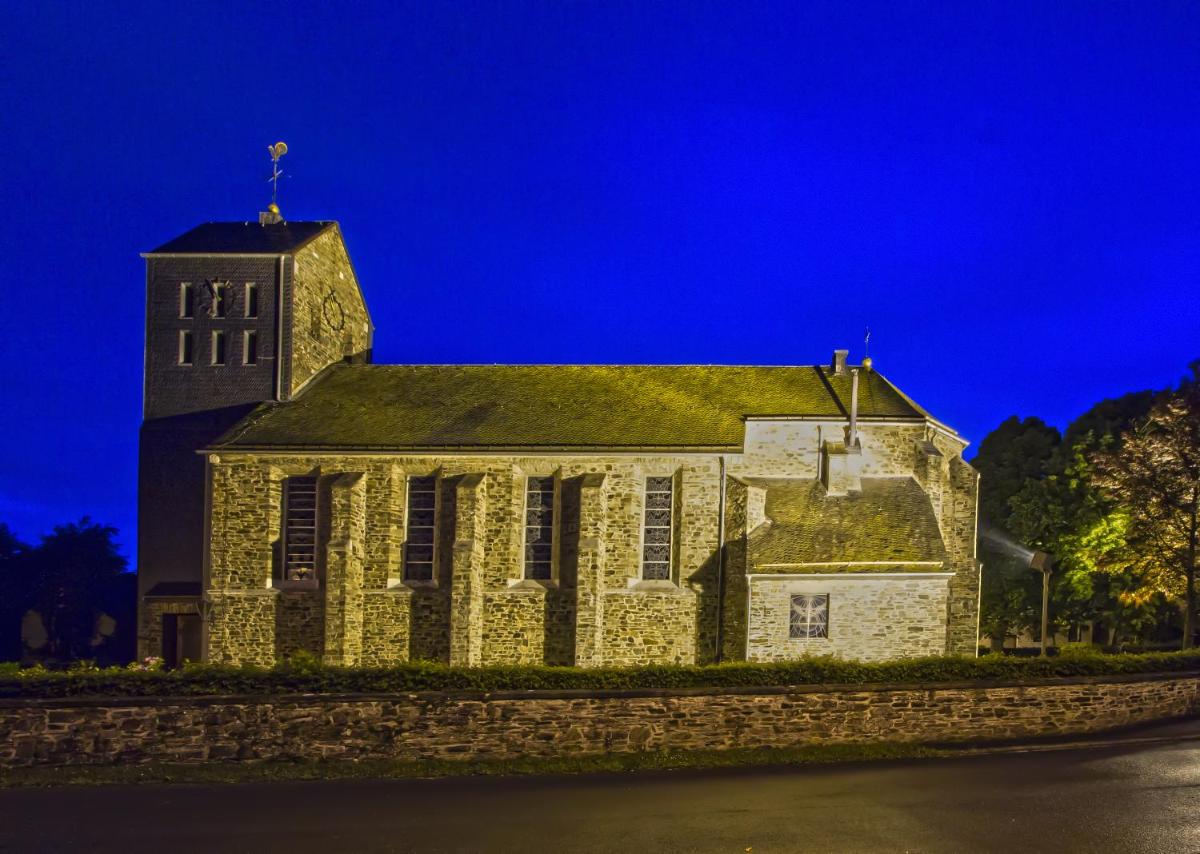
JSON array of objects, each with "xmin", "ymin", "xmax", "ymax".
[{"xmin": 137, "ymin": 205, "xmax": 372, "ymax": 662}]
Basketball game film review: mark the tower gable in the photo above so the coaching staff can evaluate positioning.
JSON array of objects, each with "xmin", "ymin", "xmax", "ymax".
[{"xmin": 283, "ymin": 224, "xmax": 373, "ymax": 397}]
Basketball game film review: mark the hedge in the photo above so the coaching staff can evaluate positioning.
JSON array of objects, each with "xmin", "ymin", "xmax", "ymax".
[{"xmin": 1, "ymin": 649, "xmax": 1199, "ymax": 699}]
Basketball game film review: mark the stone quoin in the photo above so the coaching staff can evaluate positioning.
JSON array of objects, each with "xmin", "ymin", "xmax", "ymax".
[{"xmin": 138, "ymin": 217, "xmax": 981, "ymax": 667}]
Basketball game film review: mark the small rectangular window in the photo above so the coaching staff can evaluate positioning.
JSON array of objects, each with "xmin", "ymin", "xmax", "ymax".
[
  {"xmin": 404, "ymin": 476, "xmax": 437, "ymax": 581},
  {"xmin": 211, "ymin": 282, "xmax": 227, "ymax": 318},
  {"xmin": 244, "ymin": 283, "xmax": 258, "ymax": 318},
  {"xmin": 641, "ymin": 476, "xmax": 674, "ymax": 580},
  {"xmin": 243, "ymin": 330, "xmax": 258, "ymax": 365},
  {"xmin": 211, "ymin": 330, "xmax": 226, "ymax": 365},
  {"xmin": 282, "ymin": 476, "xmax": 319, "ymax": 584},
  {"xmin": 524, "ymin": 476, "xmax": 555, "ymax": 580},
  {"xmin": 178, "ymin": 330, "xmax": 193, "ymax": 365},
  {"xmin": 789, "ymin": 594, "xmax": 830, "ymax": 639},
  {"xmin": 179, "ymin": 283, "xmax": 194, "ymax": 318}
]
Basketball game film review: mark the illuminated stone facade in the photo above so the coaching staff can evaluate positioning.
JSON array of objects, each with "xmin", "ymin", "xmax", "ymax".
[{"xmin": 139, "ymin": 220, "xmax": 980, "ymax": 667}]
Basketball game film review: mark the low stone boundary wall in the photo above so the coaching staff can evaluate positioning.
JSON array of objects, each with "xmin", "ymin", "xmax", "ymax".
[{"xmin": 1, "ymin": 671, "xmax": 1197, "ymax": 767}]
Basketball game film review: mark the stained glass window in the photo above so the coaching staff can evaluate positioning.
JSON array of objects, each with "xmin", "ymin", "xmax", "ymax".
[
  {"xmin": 404, "ymin": 475, "xmax": 437, "ymax": 581},
  {"xmin": 642, "ymin": 476, "xmax": 673, "ymax": 580},
  {"xmin": 789, "ymin": 594, "xmax": 829, "ymax": 639},
  {"xmin": 282, "ymin": 476, "xmax": 318, "ymax": 584},
  {"xmin": 524, "ymin": 476, "xmax": 555, "ymax": 580}
]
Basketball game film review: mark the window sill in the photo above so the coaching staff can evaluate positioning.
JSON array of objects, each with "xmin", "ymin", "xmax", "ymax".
[
  {"xmin": 272, "ymin": 581, "xmax": 320, "ymax": 592},
  {"xmin": 506, "ymin": 578, "xmax": 557, "ymax": 592},
  {"xmin": 625, "ymin": 579, "xmax": 682, "ymax": 592},
  {"xmin": 398, "ymin": 578, "xmax": 438, "ymax": 590}
]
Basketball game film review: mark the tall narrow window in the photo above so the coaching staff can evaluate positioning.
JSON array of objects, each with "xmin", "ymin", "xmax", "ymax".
[
  {"xmin": 282, "ymin": 476, "xmax": 319, "ymax": 584},
  {"xmin": 642, "ymin": 476, "xmax": 673, "ymax": 580},
  {"xmin": 524, "ymin": 476, "xmax": 554, "ymax": 580},
  {"xmin": 211, "ymin": 330, "xmax": 226, "ymax": 365},
  {"xmin": 244, "ymin": 282, "xmax": 258, "ymax": 318},
  {"xmin": 243, "ymin": 330, "xmax": 258, "ymax": 365},
  {"xmin": 404, "ymin": 475, "xmax": 437, "ymax": 581},
  {"xmin": 179, "ymin": 283, "xmax": 194, "ymax": 318},
  {"xmin": 210, "ymin": 281, "xmax": 227, "ymax": 318},
  {"xmin": 178, "ymin": 330, "xmax": 193, "ymax": 365},
  {"xmin": 789, "ymin": 594, "xmax": 829, "ymax": 639}
]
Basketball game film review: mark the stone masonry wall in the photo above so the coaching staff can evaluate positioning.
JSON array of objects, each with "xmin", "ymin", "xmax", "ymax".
[
  {"xmin": 2, "ymin": 672, "xmax": 1196, "ymax": 767},
  {"xmin": 287, "ymin": 226, "xmax": 372, "ymax": 396},
  {"xmin": 206, "ymin": 453, "xmax": 724, "ymax": 668},
  {"xmin": 747, "ymin": 576, "xmax": 949, "ymax": 662},
  {"xmin": 202, "ymin": 418, "xmax": 978, "ymax": 667}
]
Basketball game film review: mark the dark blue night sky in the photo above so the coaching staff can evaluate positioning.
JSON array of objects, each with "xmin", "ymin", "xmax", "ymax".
[{"xmin": 2, "ymin": 2, "xmax": 1198, "ymax": 565}]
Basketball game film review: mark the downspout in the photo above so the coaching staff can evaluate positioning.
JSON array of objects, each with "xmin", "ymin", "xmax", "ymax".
[
  {"xmin": 714, "ymin": 454, "xmax": 727, "ymax": 662},
  {"xmin": 200, "ymin": 454, "xmax": 214, "ymax": 662},
  {"xmin": 275, "ymin": 254, "xmax": 286, "ymax": 401}
]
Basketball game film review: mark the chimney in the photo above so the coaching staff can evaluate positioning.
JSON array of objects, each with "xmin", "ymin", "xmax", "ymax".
[
  {"xmin": 848, "ymin": 368, "xmax": 859, "ymax": 447},
  {"xmin": 831, "ymin": 349, "xmax": 848, "ymax": 376}
]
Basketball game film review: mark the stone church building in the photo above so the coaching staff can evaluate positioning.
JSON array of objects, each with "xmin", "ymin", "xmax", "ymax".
[{"xmin": 138, "ymin": 216, "xmax": 980, "ymax": 668}]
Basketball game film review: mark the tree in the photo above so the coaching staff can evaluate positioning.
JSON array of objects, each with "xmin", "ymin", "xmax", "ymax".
[
  {"xmin": 1092, "ymin": 366, "xmax": 1200, "ymax": 648},
  {"xmin": 24, "ymin": 518, "xmax": 131, "ymax": 662},
  {"xmin": 972, "ymin": 416, "xmax": 1061, "ymax": 529},
  {"xmin": 976, "ymin": 393, "xmax": 1163, "ymax": 649},
  {"xmin": 0, "ymin": 524, "xmax": 30, "ymax": 661}
]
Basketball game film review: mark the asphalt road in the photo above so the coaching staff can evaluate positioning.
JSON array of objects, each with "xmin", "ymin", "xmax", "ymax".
[{"xmin": 3, "ymin": 720, "xmax": 1199, "ymax": 854}]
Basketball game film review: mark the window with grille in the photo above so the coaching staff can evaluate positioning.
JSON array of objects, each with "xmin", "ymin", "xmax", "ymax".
[
  {"xmin": 642, "ymin": 476, "xmax": 673, "ymax": 580},
  {"xmin": 178, "ymin": 330, "xmax": 193, "ymax": 365},
  {"xmin": 404, "ymin": 475, "xmax": 437, "ymax": 581},
  {"xmin": 243, "ymin": 330, "xmax": 258, "ymax": 365},
  {"xmin": 211, "ymin": 330, "xmax": 226, "ymax": 365},
  {"xmin": 789, "ymin": 594, "xmax": 829, "ymax": 639},
  {"xmin": 244, "ymin": 282, "xmax": 258, "ymax": 318},
  {"xmin": 282, "ymin": 476, "xmax": 318, "ymax": 584},
  {"xmin": 180, "ymin": 283, "xmax": 194, "ymax": 318},
  {"xmin": 524, "ymin": 476, "xmax": 554, "ymax": 580}
]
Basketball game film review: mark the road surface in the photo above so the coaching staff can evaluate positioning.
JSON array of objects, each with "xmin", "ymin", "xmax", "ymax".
[{"xmin": 2, "ymin": 719, "xmax": 1199, "ymax": 853}]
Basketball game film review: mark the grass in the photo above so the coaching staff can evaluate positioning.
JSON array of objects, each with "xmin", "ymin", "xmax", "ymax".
[{"xmin": 0, "ymin": 742, "xmax": 948, "ymax": 789}]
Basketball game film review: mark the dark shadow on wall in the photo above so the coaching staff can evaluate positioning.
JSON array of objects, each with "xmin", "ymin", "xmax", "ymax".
[{"xmin": 686, "ymin": 548, "xmax": 723, "ymax": 666}]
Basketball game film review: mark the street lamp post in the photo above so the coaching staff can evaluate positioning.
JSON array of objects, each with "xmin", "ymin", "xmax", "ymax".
[{"xmin": 1030, "ymin": 551, "xmax": 1054, "ymax": 656}]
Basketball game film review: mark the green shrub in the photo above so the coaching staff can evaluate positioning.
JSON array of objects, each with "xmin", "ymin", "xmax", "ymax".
[{"xmin": 0, "ymin": 649, "xmax": 1197, "ymax": 699}]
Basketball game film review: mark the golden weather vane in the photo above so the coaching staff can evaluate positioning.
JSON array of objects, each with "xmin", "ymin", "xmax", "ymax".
[{"xmin": 267, "ymin": 141, "xmax": 288, "ymax": 208}]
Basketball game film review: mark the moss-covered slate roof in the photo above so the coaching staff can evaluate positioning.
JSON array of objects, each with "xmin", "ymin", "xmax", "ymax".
[
  {"xmin": 215, "ymin": 364, "xmax": 926, "ymax": 450},
  {"xmin": 748, "ymin": 477, "xmax": 948, "ymax": 569}
]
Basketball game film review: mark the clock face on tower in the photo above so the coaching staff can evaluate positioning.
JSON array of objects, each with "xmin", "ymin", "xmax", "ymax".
[{"xmin": 322, "ymin": 291, "xmax": 346, "ymax": 331}]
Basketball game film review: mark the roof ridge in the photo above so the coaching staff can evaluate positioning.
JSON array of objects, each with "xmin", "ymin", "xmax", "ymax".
[{"xmin": 350, "ymin": 363, "xmax": 857, "ymax": 369}]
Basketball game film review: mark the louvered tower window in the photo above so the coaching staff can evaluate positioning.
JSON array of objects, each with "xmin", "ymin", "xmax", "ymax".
[{"xmin": 282, "ymin": 476, "xmax": 318, "ymax": 584}]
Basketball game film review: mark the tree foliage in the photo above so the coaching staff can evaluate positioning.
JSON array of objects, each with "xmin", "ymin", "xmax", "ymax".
[
  {"xmin": 975, "ymin": 363, "xmax": 1199, "ymax": 650},
  {"xmin": 0, "ymin": 519, "xmax": 134, "ymax": 664},
  {"xmin": 1090, "ymin": 365, "xmax": 1200, "ymax": 648},
  {"xmin": 975, "ymin": 386, "xmax": 1181, "ymax": 648},
  {"xmin": 972, "ymin": 415, "xmax": 1060, "ymax": 530}
]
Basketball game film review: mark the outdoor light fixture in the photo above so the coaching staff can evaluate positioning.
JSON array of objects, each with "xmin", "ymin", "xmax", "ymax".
[{"xmin": 1030, "ymin": 551, "xmax": 1054, "ymax": 656}]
